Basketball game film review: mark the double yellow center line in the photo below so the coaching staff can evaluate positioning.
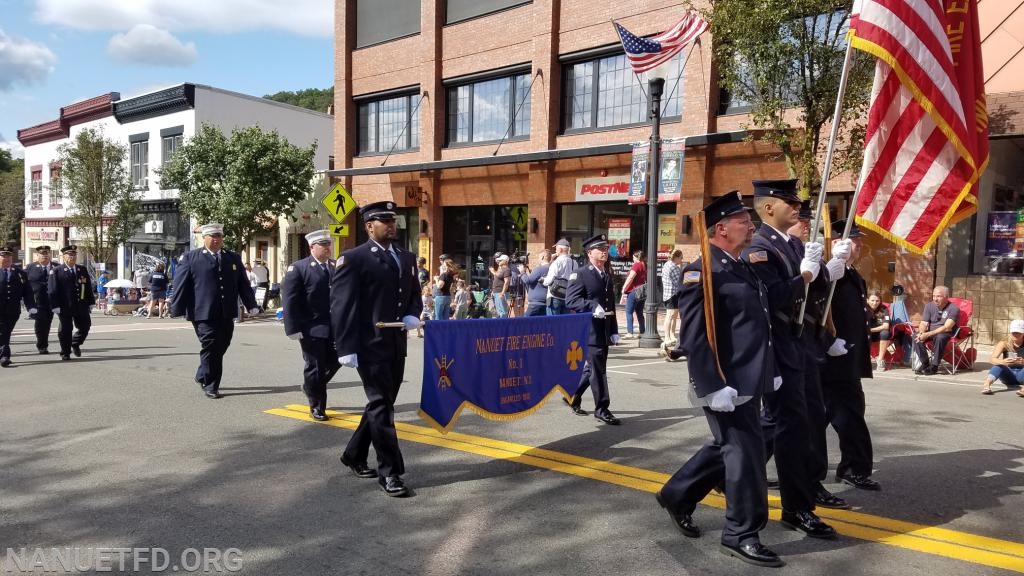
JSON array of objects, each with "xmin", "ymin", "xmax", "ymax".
[{"xmin": 266, "ymin": 404, "xmax": 1024, "ymax": 573}]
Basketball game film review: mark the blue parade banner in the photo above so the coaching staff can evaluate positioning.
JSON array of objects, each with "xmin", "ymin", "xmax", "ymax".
[{"xmin": 418, "ymin": 313, "xmax": 592, "ymax": 433}]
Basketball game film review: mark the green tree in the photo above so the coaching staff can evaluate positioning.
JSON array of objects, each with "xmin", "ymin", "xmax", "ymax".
[
  {"xmin": 0, "ymin": 156, "xmax": 25, "ymax": 245},
  {"xmin": 57, "ymin": 128, "xmax": 143, "ymax": 265},
  {"xmin": 703, "ymin": 0, "xmax": 873, "ymax": 196},
  {"xmin": 263, "ymin": 87, "xmax": 334, "ymax": 113},
  {"xmin": 159, "ymin": 123, "xmax": 317, "ymax": 251}
]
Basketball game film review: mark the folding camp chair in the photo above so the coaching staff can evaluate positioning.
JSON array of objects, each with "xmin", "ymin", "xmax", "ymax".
[{"xmin": 925, "ymin": 297, "xmax": 975, "ymax": 375}]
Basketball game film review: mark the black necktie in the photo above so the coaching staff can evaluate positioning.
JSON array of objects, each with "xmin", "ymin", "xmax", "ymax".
[{"xmin": 320, "ymin": 263, "xmax": 328, "ymax": 275}]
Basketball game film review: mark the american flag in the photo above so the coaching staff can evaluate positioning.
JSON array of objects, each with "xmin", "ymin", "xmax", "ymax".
[
  {"xmin": 849, "ymin": 0, "xmax": 989, "ymax": 254},
  {"xmin": 613, "ymin": 12, "xmax": 709, "ymax": 74}
]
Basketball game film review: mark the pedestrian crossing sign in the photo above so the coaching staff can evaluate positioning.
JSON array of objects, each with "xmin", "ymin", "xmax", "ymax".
[{"xmin": 320, "ymin": 183, "xmax": 357, "ymax": 223}]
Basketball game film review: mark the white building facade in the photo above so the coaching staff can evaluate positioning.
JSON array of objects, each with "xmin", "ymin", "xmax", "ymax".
[{"xmin": 18, "ymin": 83, "xmax": 334, "ymax": 279}]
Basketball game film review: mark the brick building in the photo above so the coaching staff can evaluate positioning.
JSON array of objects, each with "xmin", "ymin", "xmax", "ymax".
[{"xmin": 330, "ymin": 0, "xmax": 1023, "ymax": 336}]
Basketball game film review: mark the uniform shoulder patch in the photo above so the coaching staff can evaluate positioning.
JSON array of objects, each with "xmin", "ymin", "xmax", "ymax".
[
  {"xmin": 287, "ymin": 265, "xmax": 295, "ymax": 272},
  {"xmin": 337, "ymin": 256, "xmax": 345, "ymax": 268},
  {"xmin": 683, "ymin": 271, "xmax": 701, "ymax": 284},
  {"xmin": 748, "ymin": 250, "xmax": 769, "ymax": 263},
  {"xmin": 568, "ymin": 272, "xmax": 578, "ymax": 281}
]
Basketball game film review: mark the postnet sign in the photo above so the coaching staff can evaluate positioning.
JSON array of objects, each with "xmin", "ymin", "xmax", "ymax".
[{"xmin": 575, "ymin": 176, "xmax": 630, "ymax": 202}]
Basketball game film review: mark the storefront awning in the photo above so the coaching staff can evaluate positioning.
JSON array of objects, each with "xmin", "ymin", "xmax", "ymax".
[{"xmin": 328, "ymin": 130, "xmax": 749, "ymax": 177}]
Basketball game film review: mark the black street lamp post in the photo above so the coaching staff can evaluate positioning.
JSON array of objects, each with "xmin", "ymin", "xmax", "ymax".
[{"xmin": 639, "ymin": 74, "xmax": 665, "ymax": 349}]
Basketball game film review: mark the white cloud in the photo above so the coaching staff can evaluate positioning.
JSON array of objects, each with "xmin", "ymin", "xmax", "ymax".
[
  {"xmin": 0, "ymin": 28, "xmax": 57, "ymax": 91},
  {"xmin": 107, "ymin": 25, "xmax": 197, "ymax": 67},
  {"xmin": 0, "ymin": 136, "xmax": 25, "ymax": 159},
  {"xmin": 34, "ymin": 0, "xmax": 333, "ymax": 37}
]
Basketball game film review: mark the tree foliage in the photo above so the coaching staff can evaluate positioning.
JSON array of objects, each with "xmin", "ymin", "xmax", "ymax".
[
  {"xmin": 159, "ymin": 123, "xmax": 317, "ymax": 251},
  {"xmin": 703, "ymin": 0, "xmax": 873, "ymax": 196},
  {"xmin": 57, "ymin": 128, "xmax": 143, "ymax": 265},
  {"xmin": 0, "ymin": 152, "xmax": 25, "ymax": 245},
  {"xmin": 263, "ymin": 87, "xmax": 334, "ymax": 114}
]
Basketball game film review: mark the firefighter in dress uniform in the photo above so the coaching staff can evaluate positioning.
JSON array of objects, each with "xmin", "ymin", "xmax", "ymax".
[
  {"xmin": 0, "ymin": 245, "xmax": 38, "ymax": 367},
  {"xmin": 47, "ymin": 245, "xmax": 94, "ymax": 361},
  {"xmin": 564, "ymin": 233, "xmax": 622, "ymax": 425},
  {"xmin": 25, "ymin": 246, "xmax": 55, "ymax": 354},
  {"xmin": 331, "ymin": 202, "xmax": 423, "ymax": 497},
  {"xmin": 169, "ymin": 223, "xmax": 259, "ymax": 399},
  {"xmin": 281, "ymin": 229, "xmax": 340, "ymax": 421}
]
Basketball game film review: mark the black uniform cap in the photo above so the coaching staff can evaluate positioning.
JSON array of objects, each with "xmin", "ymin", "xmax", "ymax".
[
  {"xmin": 798, "ymin": 200, "xmax": 813, "ymax": 220},
  {"xmin": 752, "ymin": 179, "xmax": 801, "ymax": 204},
  {"xmin": 35, "ymin": 245, "xmax": 51, "ymax": 253},
  {"xmin": 60, "ymin": 245, "xmax": 78, "ymax": 254},
  {"xmin": 0, "ymin": 245, "xmax": 14, "ymax": 256},
  {"xmin": 582, "ymin": 234, "xmax": 608, "ymax": 251},
  {"xmin": 831, "ymin": 219, "xmax": 866, "ymax": 238},
  {"xmin": 703, "ymin": 190, "xmax": 752, "ymax": 228},
  {"xmin": 359, "ymin": 201, "xmax": 397, "ymax": 222}
]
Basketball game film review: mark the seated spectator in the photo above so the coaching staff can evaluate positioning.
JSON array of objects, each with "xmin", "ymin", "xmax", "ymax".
[
  {"xmin": 867, "ymin": 291, "xmax": 892, "ymax": 371},
  {"xmin": 912, "ymin": 285, "xmax": 960, "ymax": 375},
  {"xmin": 981, "ymin": 319, "xmax": 1024, "ymax": 396},
  {"xmin": 108, "ymin": 288, "xmax": 124, "ymax": 302}
]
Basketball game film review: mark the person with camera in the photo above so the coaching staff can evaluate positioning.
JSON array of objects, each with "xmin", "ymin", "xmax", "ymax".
[{"xmin": 543, "ymin": 238, "xmax": 577, "ymax": 315}]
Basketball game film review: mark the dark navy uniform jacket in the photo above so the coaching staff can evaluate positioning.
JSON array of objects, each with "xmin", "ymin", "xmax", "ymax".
[
  {"xmin": 679, "ymin": 245, "xmax": 774, "ymax": 404},
  {"xmin": 169, "ymin": 248, "xmax": 257, "ymax": 321},
  {"xmin": 25, "ymin": 263, "xmax": 53, "ymax": 310},
  {"xmin": 565, "ymin": 262, "xmax": 619, "ymax": 347},
  {"xmin": 742, "ymin": 224, "xmax": 823, "ymax": 372},
  {"xmin": 1, "ymin": 266, "xmax": 35, "ymax": 315},
  {"xmin": 823, "ymin": 265, "xmax": 873, "ymax": 380},
  {"xmin": 47, "ymin": 264, "xmax": 95, "ymax": 311},
  {"xmin": 282, "ymin": 255, "xmax": 334, "ymax": 340},
  {"xmin": 331, "ymin": 240, "xmax": 422, "ymax": 365}
]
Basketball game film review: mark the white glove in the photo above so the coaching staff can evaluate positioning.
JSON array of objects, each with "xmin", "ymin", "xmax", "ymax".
[
  {"xmin": 708, "ymin": 386, "xmax": 738, "ymax": 412},
  {"xmin": 610, "ymin": 334, "xmax": 621, "ymax": 345},
  {"xmin": 28, "ymin": 308, "xmax": 38, "ymax": 315},
  {"xmin": 52, "ymin": 307, "xmax": 61, "ymax": 314},
  {"xmin": 804, "ymin": 241, "xmax": 824, "ymax": 261},
  {"xmin": 339, "ymin": 354, "xmax": 358, "ymax": 368},
  {"xmin": 773, "ymin": 376, "xmax": 783, "ymax": 391},
  {"xmin": 825, "ymin": 257, "xmax": 846, "ymax": 281},
  {"xmin": 593, "ymin": 305, "xmax": 607, "ymax": 319},
  {"xmin": 287, "ymin": 332, "xmax": 303, "ymax": 340},
  {"xmin": 831, "ymin": 239, "xmax": 853, "ymax": 262},
  {"xmin": 827, "ymin": 338, "xmax": 849, "ymax": 357},
  {"xmin": 249, "ymin": 307, "xmax": 261, "ymax": 315},
  {"xmin": 799, "ymin": 257, "xmax": 820, "ymax": 281},
  {"xmin": 402, "ymin": 315, "xmax": 423, "ymax": 330}
]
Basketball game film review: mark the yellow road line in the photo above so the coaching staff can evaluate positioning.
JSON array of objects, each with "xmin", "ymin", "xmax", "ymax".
[{"xmin": 266, "ymin": 404, "xmax": 1024, "ymax": 573}]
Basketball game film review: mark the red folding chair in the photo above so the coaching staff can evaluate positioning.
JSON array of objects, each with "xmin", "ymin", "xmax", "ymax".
[
  {"xmin": 869, "ymin": 303, "xmax": 910, "ymax": 369},
  {"xmin": 939, "ymin": 297, "xmax": 975, "ymax": 374}
]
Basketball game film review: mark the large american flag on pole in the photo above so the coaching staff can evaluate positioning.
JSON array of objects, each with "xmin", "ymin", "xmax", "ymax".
[
  {"xmin": 849, "ymin": 0, "xmax": 989, "ymax": 254},
  {"xmin": 613, "ymin": 12, "xmax": 709, "ymax": 74}
]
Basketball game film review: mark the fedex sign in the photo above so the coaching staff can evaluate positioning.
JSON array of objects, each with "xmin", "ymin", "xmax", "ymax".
[{"xmin": 574, "ymin": 176, "xmax": 630, "ymax": 202}]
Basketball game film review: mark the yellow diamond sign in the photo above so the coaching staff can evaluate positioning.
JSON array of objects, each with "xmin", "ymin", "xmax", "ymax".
[{"xmin": 321, "ymin": 183, "xmax": 357, "ymax": 223}]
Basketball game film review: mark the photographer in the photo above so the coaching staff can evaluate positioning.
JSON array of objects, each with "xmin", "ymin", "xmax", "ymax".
[{"xmin": 521, "ymin": 250, "xmax": 552, "ymax": 317}]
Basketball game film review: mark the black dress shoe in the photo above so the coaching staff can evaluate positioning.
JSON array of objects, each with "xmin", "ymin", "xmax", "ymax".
[
  {"xmin": 60, "ymin": 354, "xmax": 71, "ymax": 361},
  {"xmin": 71, "ymin": 344, "xmax": 81, "ymax": 357},
  {"xmin": 340, "ymin": 455, "xmax": 378, "ymax": 479},
  {"xmin": 780, "ymin": 510, "xmax": 837, "ymax": 539},
  {"xmin": 204, "ymin": 391, "xmax": 223, "ymax": 399},
  {"xmin": 379, "ymin": 475, "xmax": 409, "ymax": 497},
  {"xmin": 654, "ymin": 491, "xmax": 700, "ymax": 538},
  {"xmin": 594, "ymin": 411, "xmax": 621, "ymax": 425},
  {"xmin": 0, "ymin": 358, "xmax": 11, "ymax": 367},
  {"xmin": 923, "ymin": 365, "xmax": 939, "ymax": 375},
  {"xmin": 815, "ymin": 485, "xmax": 851, "ymax": 510},
  {"xmin": 837, "ymin": 473, "xmax": 882, "ymax": 491},
  {"xmin": 311, "ymin": 409, "xmax": 328, "ymax": 422},
  {"xmin": 719, "ymin": 542, "xmax": 784, "ymax": 568},
  {"xmin": 562, "ymin": 396, "xmax": 588, "ymax": 416},
  {"xmin": 38, "ymin": 349, "xmax": 49, "ymax": 355}
]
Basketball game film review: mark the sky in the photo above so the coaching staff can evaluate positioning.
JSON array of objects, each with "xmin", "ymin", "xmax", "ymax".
[{"xmin": 0, "ymin": 0, "xmax": 334, "ymax": 158}]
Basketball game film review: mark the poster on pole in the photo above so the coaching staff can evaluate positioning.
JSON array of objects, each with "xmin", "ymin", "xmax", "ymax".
[
  {"xmin": 658, "ymin": 214, "xmax": 677, "ymax": 260},
  {"xmin": 658, "ymin": 141, "xmax": 684, "ymax": 203},
  {"xmin": 628, "ymin": 143, "xmax": 649, "ymax": 205}
]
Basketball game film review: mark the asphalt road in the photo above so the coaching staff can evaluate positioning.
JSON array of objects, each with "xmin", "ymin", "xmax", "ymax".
[{"xmin": 2, "ymin": 315, "xmax": 1023, "ymax": 575}]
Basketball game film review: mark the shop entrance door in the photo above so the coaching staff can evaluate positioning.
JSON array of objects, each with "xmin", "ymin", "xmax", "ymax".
[{"xmin": 466, "ymin": 235, "xmax": 493, "ymax": 289}]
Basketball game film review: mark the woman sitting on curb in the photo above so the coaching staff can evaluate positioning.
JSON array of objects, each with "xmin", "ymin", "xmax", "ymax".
[{"xmin": 982, "ymin": 318, "xmax": 1024, "ymax": 396}]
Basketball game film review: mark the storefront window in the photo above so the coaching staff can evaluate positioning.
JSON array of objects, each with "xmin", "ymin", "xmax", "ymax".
[
  {"xmin": 442, "ymin": 205, "xmax": 527, "ymax": 288},
  {"xmin": 971, "ymin": 138, "xmax": 1024, "ymax": 276}
]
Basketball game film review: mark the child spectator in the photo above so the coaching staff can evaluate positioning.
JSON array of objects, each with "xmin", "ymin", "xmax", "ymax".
[
  {"xmin": 453, "ymin": 279, "xmax": 470, "ymax": 319},
  {"xmin": 418, "ymin": 284, "xmax": 433, "ymax": 338}
]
